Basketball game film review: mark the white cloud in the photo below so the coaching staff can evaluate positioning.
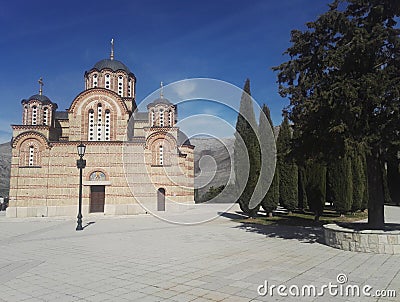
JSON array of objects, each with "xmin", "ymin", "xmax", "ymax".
[{"xmin": 172, "ymin": 81, "xmax": 197, "ymax": 99}]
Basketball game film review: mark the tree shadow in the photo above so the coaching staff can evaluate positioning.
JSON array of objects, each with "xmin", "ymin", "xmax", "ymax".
[
  {"xmin": 219, "ymin": 211, "xmax": 324, "ymax": 244},
  {"xmin": 218, "ymin": 211, "xmax": 248, "ymax": 220}
]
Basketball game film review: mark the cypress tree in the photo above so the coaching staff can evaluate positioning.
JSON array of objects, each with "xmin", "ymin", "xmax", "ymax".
[
  {"xmin": 293, "ymin": 126, "xmax": 308, "ymax": 212},
  {"xmin": 259, "ymin": 104, "xmax": 279, "ymax": 216},
  {"xmin": 297, "ymin": 165, "xmax": 308, "ymax": 212},
  {"xmin": 305, "ymin": 160, "xmax": 326, "ymax": 221},
  {"xmin": 277, "ymin": 116, "xmax": 298, "ymax": 213},
  {"xmin": 327, "ymin": 154, "xmax": 352, "ymax": 216},
  {"xmin": 234, "ymin": 79, "xmax": 261, "ymax": 217}
]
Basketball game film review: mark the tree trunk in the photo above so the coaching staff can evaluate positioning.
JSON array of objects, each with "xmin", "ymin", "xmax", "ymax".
[
  {"xmin": 239, "ymin": 200, "xmax": 259, "ymax": 218},
  {"xmin": 367, "ymin": 149, "xmax": 385, "ymax": 229},
  {"xmin": 249, "ymin": 205, "xmax": 260, "ymax": 218}
]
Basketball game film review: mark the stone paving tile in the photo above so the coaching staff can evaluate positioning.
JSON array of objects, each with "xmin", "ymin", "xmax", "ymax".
[
  {"xmin": 202, "ymin": 291, "xmax": 231, "ymax": 301},
  {"xmin": 169, "ymin": 284, "xmax": 194, "ymax": 293},
  {"xmin": 0, "ymin": 205, "xmax": 399, "ymax": 301},
  {"xmin": 190, "ymin": 297, "xmax": 212, "ymax": 302},
  {"xmin": 221, "ymin": 296, "xmax": 251, "ymax": 302},
  {"xmin": 168, "ymin": 293, "xmax": 198, "ymax": 302},
  {"xmin": 184, "ymin": 279, "xmax": 207, "ymax": 287},
  {"xmin": 118, "ymin": 291, "xmax": 148, "ymax": 300}
]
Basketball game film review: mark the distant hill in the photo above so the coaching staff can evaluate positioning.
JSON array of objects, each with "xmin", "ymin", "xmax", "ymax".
[
  {"xmin": 191, "ymin": 137, "xmax": 235, "ymax": 198},
  {"xmin": 191, "ymin": 126, "xmax": 279, "ymax": 200},
  {"xmin": 0, "ymin": 141, "xmax": 11, "ymax": 197}
]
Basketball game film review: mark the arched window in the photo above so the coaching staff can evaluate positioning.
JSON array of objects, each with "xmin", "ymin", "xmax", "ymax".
[
  {"xmin": 159, "ymin": 109, "xmax": 164, "ymax": 127},
  {"xmin": 159, "ymin": 145, "xmax": 164, "ymax": 165},
  {"xmin": 43, "ymin": 107, "xmax": 49, "ymax": 126},
  {"xmin": 168, "ymin": 111, "xmax": 173, "ymax": 127},
  {"xmin": 105, "ymin": 110, "xmax": 111, "ymax": 141},
  {"xmin": 105, "ymin": 74, "xmax": 110, "ymax": 89},
  {"xmin": 88, "ymin": 109, "xmax": 95, "ymax": 141},
  {"xmin": 20, "ymin": 141, "xmax": 41, "ymax": 167},
  {"xmin": 89, "ymin": 171, "xmax": 106, "ymax": 181},
  {"xmin": 29, "ymin": 146, "xmax": 34, "ymax": 166},
  {"xmin": 93, "ymin": 74, "xmax": 98, "ymax": 88},
  {"xmin": 32, "ymin": 106, "xmax": 37, "ymax": 125},
  {"xmin": 88, "ymin": 105, "xmax": 111, "ymax": 141},
  {"xmin": 97, "ymin": 104, "xmax": 103, "ymax": 141},
  {"xmin": 23, "ymin": 105, "xmax": 28, "ymax": 125},
  {"xmin": 118, "ymin": 76, "xmax": 123, "ymax": 97},
  {"xmin": 128, "ymin": 80, "xmax": 132, "ymax": 97},
  {"xmin": 151, "ymin": 110, "xmax": 155, "ymax": 127}
]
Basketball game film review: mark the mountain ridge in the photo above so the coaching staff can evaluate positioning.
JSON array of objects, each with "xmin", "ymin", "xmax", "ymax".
[{"xmin": 0, "ymin": 141, "xmax": 11, "ymax": 197}]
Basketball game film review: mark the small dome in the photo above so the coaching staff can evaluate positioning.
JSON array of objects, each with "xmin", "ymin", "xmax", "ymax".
[
  {"xmin": 92, "ymin": 59, "xmax": 131, "ymax": 73},
  {"xmin": 147, "ymin": 98, "xmax": 173, "ymax": 108},
  {"xmin": 27, "ymin": 94, "xmax": 52, "ymax": 104}
]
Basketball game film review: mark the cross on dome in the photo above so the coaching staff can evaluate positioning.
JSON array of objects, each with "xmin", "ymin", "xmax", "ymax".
[
  {"xmin": 110, "ymin": 38, "xmax": 114, "ymax": 60},
  {"xmin": 38, "ymin": 77, "xmax": 44, "ymax": 95}
]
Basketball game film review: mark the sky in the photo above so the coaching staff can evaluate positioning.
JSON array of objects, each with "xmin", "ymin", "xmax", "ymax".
[{"xmin": 0, "ymin": 0, "xmax": 334, "ymax": 143}]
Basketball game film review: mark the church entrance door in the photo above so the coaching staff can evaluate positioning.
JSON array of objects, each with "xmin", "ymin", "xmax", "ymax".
[
  {"xmin": 90, "ymin": 185, "xmax": 105, "ymax": 213},
  {"xmin": 157, "ymin": 188, "xmax": 165, "ymax": 211}
]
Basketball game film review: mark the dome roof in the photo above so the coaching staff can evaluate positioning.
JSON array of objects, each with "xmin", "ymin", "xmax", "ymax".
[
  {"xmin": 147, "ymin": 97, "xmax": 173, "ymax": 108},
  {"xmin": 92, "ymin": 59, "xmax": 131, "ymax": 73},
  {"xmin": 25, "ymin": 94, "xmax": 53, "ymax": 105}
]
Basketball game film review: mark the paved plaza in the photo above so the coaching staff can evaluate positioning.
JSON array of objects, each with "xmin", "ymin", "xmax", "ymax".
[{"xmin": 0, "ymin": 204, "xmax": 399, "ymax": 302}]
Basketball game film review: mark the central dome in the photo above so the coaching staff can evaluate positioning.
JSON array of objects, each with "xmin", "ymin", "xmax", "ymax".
[{"xmin": 92, "ymin": 59, "xmax": 131, "ymax": 73}]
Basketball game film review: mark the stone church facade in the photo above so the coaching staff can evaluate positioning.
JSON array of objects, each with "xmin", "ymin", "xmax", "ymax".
[{"xmin": 7, "ymin": 49, "xmax": 195, "ymax": 218}]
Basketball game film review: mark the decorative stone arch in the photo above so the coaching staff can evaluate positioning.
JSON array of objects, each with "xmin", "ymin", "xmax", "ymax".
[
  {"xmin": 69, "ymin": 88, "xmax": 129, "ymax": 116},
  {"xmin": 86, "ymin": 169, "xmax": 109, "ymax": 181},
  {"xmin": 12, "ymin": 132, "xmax": 50, "ymax": 167},
  {"xmin": 12, "ymin": 131, "xmax": 50, "ymax": 150},
  {"xmin": 146, "ymin": 132, "xmax": 176, "ymax": 166},
  {"xmin": 146, "ymin": 131, "xmax": 176, "ymax": 150},
  {"xmin": 83, "ymin": 168, "xmax": 111, "ymax": 187}
]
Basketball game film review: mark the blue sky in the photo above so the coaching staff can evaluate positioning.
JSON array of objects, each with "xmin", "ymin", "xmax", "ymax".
[{"xmin": 0, "ymin": 0, "xmax": 333, "ymax": 143}]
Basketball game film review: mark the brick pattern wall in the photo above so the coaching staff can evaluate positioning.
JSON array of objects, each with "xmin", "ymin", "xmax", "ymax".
[{"xmin": 8, "ymin": 68, "xmax": 194, "ymax": 217}]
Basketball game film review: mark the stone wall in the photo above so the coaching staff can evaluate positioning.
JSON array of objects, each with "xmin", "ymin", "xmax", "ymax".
[
  {"xmin": 324, "ymin": 223, "xmax": 400, "ymax": 254},
  {"xmin": 8, "ymin": 140, "xmax": 194, "ymax": 218}
]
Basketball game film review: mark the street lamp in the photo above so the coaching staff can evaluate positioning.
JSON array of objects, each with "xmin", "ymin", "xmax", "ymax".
[{"xmin": 76, "ymin": 143, "xmax": 86, "ymax": 231}]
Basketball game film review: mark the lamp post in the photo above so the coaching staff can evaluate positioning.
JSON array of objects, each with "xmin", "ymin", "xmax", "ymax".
[{"xmin": 76, "ymin": 143, "xmax": 86, "ymax": 231}]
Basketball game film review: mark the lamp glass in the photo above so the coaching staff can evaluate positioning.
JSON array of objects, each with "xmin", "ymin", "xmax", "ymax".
[{"xmin": 77, "ymin": 143, "xmax": 86, "ymax": 157}]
